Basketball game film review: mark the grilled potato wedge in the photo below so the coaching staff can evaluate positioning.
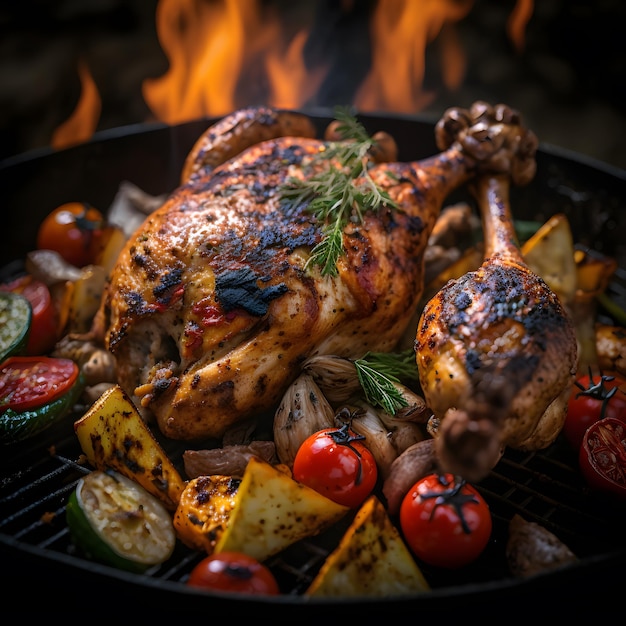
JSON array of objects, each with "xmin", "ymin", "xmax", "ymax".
[
  {"xmin": 74, "ymin": 384, "xmax": 186, "ymax": 510},
  {"xmin": 521, "ymin": 212, "xmax": 577, "ymax": 307},
  {"xmin": 214, "ymin": 457, "xmax": 349, "ymax": 561},
  {"xmin": 305, "ymin": 495, "xmax": 430, "ymax": 597}
]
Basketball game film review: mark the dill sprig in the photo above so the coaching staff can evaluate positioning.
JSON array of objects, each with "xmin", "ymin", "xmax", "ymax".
[
  {"xmin": 279, "ymin": 106, "xmax": 397, "ymax": 277},
  {"xmin": 354, "ymin": 348, "xmax": 419, "ymax": 415}
]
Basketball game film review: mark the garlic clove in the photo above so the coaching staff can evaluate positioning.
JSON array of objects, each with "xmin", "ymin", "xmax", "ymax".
[
  {"xmin": 302, "ymin": 354, "xmax": 361, "ymax": 404},
  {"xmin": 273, "ymin": 373, "xmax": 335, "ymax": 467}
]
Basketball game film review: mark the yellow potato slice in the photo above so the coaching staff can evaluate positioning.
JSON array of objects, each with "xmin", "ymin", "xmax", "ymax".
[
  {"xmin": 305, "ymin": 495, "xmax": 430, "ymax": 598},
  {"xmin": 214, "ymin": 457, "xmax": 349, "ymax": 562},
  {"xmin": 74, "ymin": 384, "xmax": 186, "ymax": 510},
  {"xmin": 521, "ymin": 213, "xmax": 577, "ymax": 306}
]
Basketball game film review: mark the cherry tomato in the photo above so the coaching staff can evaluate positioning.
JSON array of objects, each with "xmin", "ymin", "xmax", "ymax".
[
  {"xmin": 0, "ymin": 356, "xmax": 79, "ymax": 413},
  {"xmin": 399, "ymin": 472, "xmax": 492, "ymax": 569},
  {"xmin": 187, "ymin": 552, "xmax": 280, "ymax": 595},
  {"xmin": 0, "ymin": 276, "xmax": 58, "ymax": 355},
  {"xmin": 579, "ymin": 417, "xmax": 626, "ymax": 500},
  {"xmin": 564, "ymin": 371, "xmax": 626, "ymax": 450},
  {"xmin": 36, "ymin": 202, "xmax": 105, "ymax": 267},
  {"xmin": 292, "ymin": 423, "xmax": 378, "ymax": 509}
]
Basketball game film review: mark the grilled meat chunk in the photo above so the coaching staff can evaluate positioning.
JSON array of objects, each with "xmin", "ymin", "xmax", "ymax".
[{"xmin": 103, "ymin": 104, "xmax": 538, "ymax": 441}]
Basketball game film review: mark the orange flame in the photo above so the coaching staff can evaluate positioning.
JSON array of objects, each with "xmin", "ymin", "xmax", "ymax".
[
  {"xmin": 142, "ymin": 0, "xmax": 325, "ymax": 123},
  {"xmin": 52, "ymin": 0, "xmax": 535, "ymax": 148},
  {"xmin": 265, "ymin": 29, "xmax": 328, "ymax": 110},
  {"xmin": 507, "ymin": 0, "xmax": 534, "ymax": 53},
  {"xmin": 355, "ymin": 0, "xmax": 474, "ymax": 113},
  {"xmin": 51, "ymin": 59, "xmax": 101, "ymax": 150}
]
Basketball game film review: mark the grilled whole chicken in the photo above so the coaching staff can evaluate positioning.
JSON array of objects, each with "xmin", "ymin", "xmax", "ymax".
[
  {"xmin": 103, "ymin": 104, "xmax": 540, "ymax": 442},
  {"xmin": 415, "ymin": 103, "xmax": 578, "ymax": 482}
]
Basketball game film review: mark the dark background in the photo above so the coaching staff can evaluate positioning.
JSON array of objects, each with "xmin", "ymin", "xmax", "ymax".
[{"xmin": 1, "ymin": 0, "xmax": 625, "ymax": 170}]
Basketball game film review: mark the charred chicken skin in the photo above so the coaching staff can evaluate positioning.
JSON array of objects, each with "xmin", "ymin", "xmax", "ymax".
[
  {"xmin": 103, "ymin": 104, "xmax": 542, "ymax": 442},
  {"xmin": 415, "ymin": 102, "xmax": 578, "ymax": 482}
]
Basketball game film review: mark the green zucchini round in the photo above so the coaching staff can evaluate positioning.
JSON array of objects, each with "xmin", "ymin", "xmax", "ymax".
[
  {"xmin": 66, "ymin": 470, "xmax": 177, "ymax": 573},
  {"xmin": 0, "ymin": 291, "xmax": 31, "ymax": 363}
]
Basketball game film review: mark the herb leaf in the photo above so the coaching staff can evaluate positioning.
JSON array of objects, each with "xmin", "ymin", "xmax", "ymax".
[
  {"xmin": 279, "ymin": 106, "xmax": 397, "ymax": 277},
  {"xmin": 354, "ymin": 349, "xmax": 419, "ymax": 414}
]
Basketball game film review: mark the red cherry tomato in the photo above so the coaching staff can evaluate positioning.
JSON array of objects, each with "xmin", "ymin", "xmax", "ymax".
[
  {"xmin": 0, "ymin": 276, "xmax": 58, "ymax": 355},
  {"xmin": 564, "ymin": 371, "xmax": 626, "ymax": 450},
  {"xmin": 36, "ymin": 202, "xmax": 105, "ymax": 267},
  {"xmin": 579, "ymin": 417, "xmax": 626, "ymax": 500},
  {"xmin": 0, "ymin": 356, "xmax": 79, "ymax": 413},
  {"xmin": 186, "ymin": 552, "xmax": 280, "ymax": 595},
  {"xmin": 399, "ymin": 472, "xmax": 492, "ymax": 569},
  {"xmin": 292, "ymin": 423, "xmax": 378, "ymax": 509}
]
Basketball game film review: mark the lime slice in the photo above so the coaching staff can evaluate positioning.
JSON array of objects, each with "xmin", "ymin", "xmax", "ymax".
[{"xmin": 0, "ymin": 292, "xmax": 32, "ymax": 363}]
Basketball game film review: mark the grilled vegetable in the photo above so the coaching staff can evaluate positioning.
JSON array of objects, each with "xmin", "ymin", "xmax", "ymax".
[
  {"xmin": 66, "ymin": 469, "xmax": 176, "ymax": 573},
  {"xmin": 400, "ymin": 473, "xmax": 492, "ymax": 569},
  {"xmin": 0, "ymin": 276, "xmax": 59, "ymax": 355},
  {"xmin": 214, "ymin": 457, "xmax": 349, "ymax": 562},
  {"xmin": 305, "ymin": 495, "xmax": 430, "ymax": 597},
  {"xmin": 564, "ymin": 370, "xmax": 626, "ymax": 450},
  {"xmin": 273, "ymin": 372, "xmax": 336, "ymax": 467},
  {"xmin": 0, "ymin": 291, "xmax": 31, "ymax": 362},
  {"xmin": 0, "ymin": 356, "xmax": 83, "ymax": 445},
  {"xmin": 36, "ymin": 202, "xmax": 106, "ymax": 268},
  {"xmin": 187, "ymin": 552, "xmax": 280, "ymax": 595},
  {"xmin": 521, "ymin": 212, "xmax": 577, "ymax": 307},
  {"xmin": 579, "ymin": 416, "xmax": 626, "ymax": 500},
  {"xmin": 292, "ymin": 422, "xmax": 378, "ymax": 509},
  {"xmin": 174, "ymin": 475, "xmax": 240, "ymax": 553},
  {"xmin": 60, "ymin": 263, "xmax": 107, "ymax": 334},
  {"xmin": 74, "ymin": 384, "xmax": 186, "ymax": 510}
]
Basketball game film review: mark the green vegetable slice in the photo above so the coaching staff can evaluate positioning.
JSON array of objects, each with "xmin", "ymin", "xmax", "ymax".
[
  {"xmin": 66, "ymin": 470, "xmax": 177, "ymax": 573},
  {"xmin": 0, "ymin": 292, "xmax": 31, "ymax": 363},
  {"xmin": 0, "ymin": 372, "xmax": 84, "ymax": 445}
]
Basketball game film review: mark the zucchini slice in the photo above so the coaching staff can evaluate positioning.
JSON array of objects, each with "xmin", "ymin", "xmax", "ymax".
[
  {"xmin": 66, "ymin": 470, "xmax": 177, "ymax": 573},
  {"xmin": 0, "ymin": 291, "xmax": 31, "ymax": 363}
]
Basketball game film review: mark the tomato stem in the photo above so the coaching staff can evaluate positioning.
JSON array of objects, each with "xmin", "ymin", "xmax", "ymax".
[
  {"xmin": 328, "ymin": 415, "xmax": 367, "ymax": 486},
  {"xmin": 74, "ymin": 202, "xmax": 104, "ymax": 232},
  {"xmin": 421, "ymin": 474, "xmax": 480, "ymax": 534},
  {"xmin": 575, "ymin": 367, "xmax": 622, "ymax": 421}
]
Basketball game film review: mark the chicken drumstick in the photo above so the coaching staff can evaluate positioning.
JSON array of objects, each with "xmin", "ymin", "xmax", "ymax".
[{"xmin": 415, "ymin": 103, "xmax": 578, "ymax": 482}]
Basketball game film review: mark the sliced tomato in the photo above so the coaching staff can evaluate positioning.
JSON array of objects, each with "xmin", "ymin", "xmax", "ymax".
[
  {"xmin": 579, "ymin": 417, "xmax": 626, "ymax": 500},
  {"xmin": 0, "ymin": 276, "xmax": 59, "ymax": 355},
  {"xmin": 0, "ymin": 356, "xmax": 79, "ymax": 413}
]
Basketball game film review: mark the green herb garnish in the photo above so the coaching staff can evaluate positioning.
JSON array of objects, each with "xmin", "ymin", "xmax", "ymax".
[
  {"xmin": 280, "ymin": 106, "xmax": 397, "ymax": 277},
  {"xmin": 354, "ymin": 348, "xmax": 419, "ymax": 415}
]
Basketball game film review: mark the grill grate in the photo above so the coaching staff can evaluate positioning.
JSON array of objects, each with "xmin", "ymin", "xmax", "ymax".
[{"xmin": 1, "ymin": 414, "xmax": 624, "ymax": 599}]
